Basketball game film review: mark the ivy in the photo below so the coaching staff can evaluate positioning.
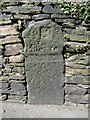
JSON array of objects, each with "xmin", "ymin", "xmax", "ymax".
[
  {"xmin": 60, "ymin": 1, "xmax": 90, "ymax": 23},
  {"xmin": 0, "ymin": 2, "xmax": 7, "ymax": 10}
]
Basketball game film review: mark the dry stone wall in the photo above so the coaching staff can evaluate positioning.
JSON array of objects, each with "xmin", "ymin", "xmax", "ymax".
[{"xmin": 0, "ymin": 0, "xmax": 89, "ymax": 105}]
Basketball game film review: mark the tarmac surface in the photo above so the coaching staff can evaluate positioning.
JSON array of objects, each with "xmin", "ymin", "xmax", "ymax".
[{"xmin": 0, "ymin": 102, "xmax": 89, "ymax": 119}]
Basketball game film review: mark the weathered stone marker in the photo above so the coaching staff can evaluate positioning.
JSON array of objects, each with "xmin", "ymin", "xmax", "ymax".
[{"xmin": 22, "ymin": 20, "xmax": 64, "ymax": 104}]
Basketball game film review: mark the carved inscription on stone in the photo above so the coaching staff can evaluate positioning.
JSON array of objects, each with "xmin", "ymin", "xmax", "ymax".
[{"xmin": 22, "ymin": 20, "xmax": 64, "ymax": 104}]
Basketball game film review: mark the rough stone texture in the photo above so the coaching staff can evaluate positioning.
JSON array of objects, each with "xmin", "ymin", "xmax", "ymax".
[
  {"xmin": 65, "ymin": 75, "xmax": 90, "ymax": 85},
  {"xmin": 0, "ymin": 20, "xmax": 12, "ymax": 25},
  {"xmin": 12, "ymin": 67, "xmax": 25, "ymax": 75},
  {"xmin": 0, "ymin": 36, "xmax": 21, "ymax": 45},
  {"xmin": 3, "ymin": 66, "xmax": 12, "ymax": 76},
  {"xmin": 65, "ymin": 95, "xmax": 89, "ymax": 104},
  {"xmin": 42, "ymin": 4, "xmax": 62, "ymax": 14},
  {"xmin": 23, "ymin": 20, "xmax": 64, "ymax": 104},
  {"xmin": 65, "ymin": 85, "xmax": 87, "ymax": 95},
  {"xmin": 5, "ymin": 63, "xmax": 25, "ymax": 67},
  {"xmin": 0, "ymin": 1, "xmax": 89, "ymax": 105},
  {"xmin": 9, "ymin": 74, "xmax": 25, "ymax": 81},
  {"xmin": 23, "ymin": 20, "xmax": 64, "ymax": 55},
  {"xmin": 10, "ymin": 81, "xmax": 26, "ymax": 95},
  {"xmin": 0, "ymin": 14, "xmax": 13, "ymax": 21},
  {"xmin": 66, "ymin": 54, "xmax": 90, "ymax": 66},
  {"xmin": 0, "ymin": 14, "xmax": 13, "ymax": 25},
  {"xmin": 55, "ymin": 19, "xmax": 75, "ymax": 24},
  {"xmin": 62, "ymin": 22, "xmax": 75, "ymax": 29},
  {"xmin": 14, "ymin": 14, "xmax": 31, "ymax": 20},
  {"xmin": 32, "ymin": 14, "xmax": 50, "ymax": 20},
  {"xmin": 65, "ymin": 62, "xmax": 88, "ymax": 69},
  {"xmin": 7, "ymin": 95, "xmax": 27, "ymax": 103},
  {"xmin": 0, "ymin": 25, "xmax": 19, "ymax": 36},
  {"xmin": 9, "ymin": 55, "xmax": 24, "ymax": 63},
  {"xmin": 0, "ymin": 6, "xmax": 26, "ymax": 102},
  {"xmin": 5, "ymin": 44, "xmax": 23, "ymax": 56},
  {"xmin": 65, "ymin": 34, "xmax": 90, "ymax": 42},
  {"xmin": 0, "ymin": 94, "xmax": 8, "ymax": 101},
  {"xmin": 64, "ymin": 42, "xmax": 87, "ymax": 56},
  {"xmin": 51, "ymin": 14, "xmax": 70, "ymax": 19},
  {"xmin": 1, "ymin": 81, "xmax": 10, "ymax": 90},
  {"xmin": 72, "ymin": 26, "xmax": 87, "ymax": 35},
  {"xmin": 66, "ymin": 67, "xmax": 89, "ymax": 76},
  {"xmin": 5, "ymin": 6, "xmax": 42, "ymax": 14}
]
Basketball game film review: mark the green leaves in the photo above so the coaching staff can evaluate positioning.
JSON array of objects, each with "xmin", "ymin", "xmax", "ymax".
[
  {"xmin": 61, "ymin": 2, "xmax": 71, "ymax": 14},
  {"xmin": 0, "ymin": 2, "xmax": 7, "ymax": 10},
  {"xmin": 61, "ymin": 2, "xmax": 90, "ymax": 23}
]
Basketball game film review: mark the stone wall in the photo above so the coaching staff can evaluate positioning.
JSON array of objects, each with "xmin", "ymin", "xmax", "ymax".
[{"xmin": 0, "ymin": 0, "xmax": 89, "ymax": 105}]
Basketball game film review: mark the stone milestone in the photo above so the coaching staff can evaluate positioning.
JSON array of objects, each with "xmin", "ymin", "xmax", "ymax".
[{"xmin": 22, "ymin": 20, "xmax": 64, "ymax": 104}]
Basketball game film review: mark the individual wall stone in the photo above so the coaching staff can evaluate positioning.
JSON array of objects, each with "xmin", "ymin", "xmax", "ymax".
[
  {"xmin": 65, "ymin": 54, "xmax": 90, "ymax": 66},
  {"xmin": 65, "ymin": 85, "xmax": 87, "ymax": 95},
  {"xmin": 3, "ymin": 65, "xmax": 12, "ymax": 76},
  {"xmin": 7, "ymin": 94, "xmax": 27, "ymax": 103},
  {"xmin": 5, "ymin": 43, "xmax": 23, "ymax": 56},
  {"xmin": 0, "ymin": 14, "xmax": 13, "ymax": 21},
  {"xmin": 1, "ymin": 88, "xmax": 10, "ymax": 94},
  {"xmin": 10, "ymin": 81, "xmax": 26, "ymax": 95},
  {"xmin": 32, "ymin": 14, "xmax": 50, "ymax": 21},
  {"xmin": 64, "ymin": 42, "xmax": 87, "ymax": 54},
  {"xmin": 14, "ymin": 14, "xmax": 31, "ymax": 20},
  {"xmin": 5, "ymin": 6, "xmax": 42, "ymax": 14},
  {"xmin": 65, "ymin": 62, "xmax": 88, "ymax": 69},
  {"xmin": 65, "ymin": 75, "xmax": 90, "ymax": 85},
  {"xmin": 9, "ymin": 54, "xmax": 24, "ymax": 63},
  {"xmin": 51, "ymin": 14, "xmax": 70, "ymax": 19},
  {"xmin": 9, "ymin": 74, "xmax": 25, "ymax": 81},
  {"xmin": 66, "ymin": 67, "xmax": 89, "ymax": 76},
  {"xmin": 65, "ymin": 33, "xmax": 90, "ymax": 42},
  {"xmin": 65, "ymin": 94, "xmax": 89, "ymax": 104},
  {"xmin": 62, "ymin": 22, "xmax": 75, "ymax": 29},
  {"xmin": 0, "ymin": 14, "xmax": 13, "ymax": 25},
  {"xmin": 55, "ymin": 19, "xmax": 75, "ymax": 24},
  {"xmin": 72, "ymin": 26, "xmax": 87, "ymax": 35},
  {"xmin": 0, "ymin": 76, "xmax": 9, "ymax": 82},
  {"xmin": 4, "ymin": 63, "xmax": 25, "ymax": 67},
  {"xmin": 1, "ymin": 81, "xmax": 10, "ymax": 90},
  {"xmin": 63, "ymin": 28, "xmax": 74, "ymax": 34},
  {"xmin": 0, "ymin": 25, "xmax": 19, "ymax": 36},
  {"xmin": 0, "ymin": 20, "xmax": 12, "ymax": 25},
  {"xmin": 42, "ymin": 4, "xmax": 63, "ymax": 14},
  {"xmin": 0, "ymin": 36, "xmax": 21, "ymax": 45},
  {"xmin": 12, "ymin": 67, "xmax": 25, "ymax": 75}
]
